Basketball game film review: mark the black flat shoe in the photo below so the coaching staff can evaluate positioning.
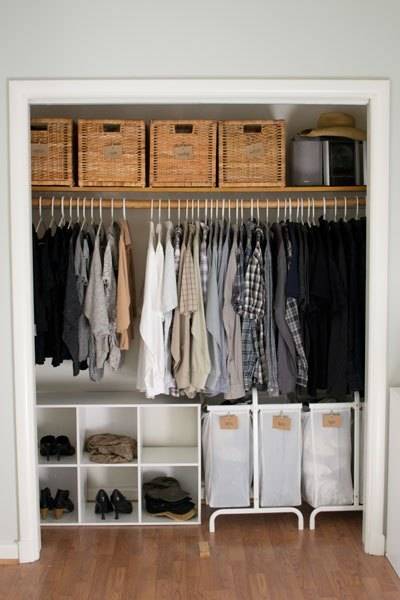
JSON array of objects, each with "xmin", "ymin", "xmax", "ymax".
[
  {"xmin": 110, "ymin": 489, "xmax": 132, "ymax": 520},
  {"xmin": 40, "ymin": 487, "xmax": 54, "ymax": 520},
  {"xmin": 95, "ymin": 489, "xmax": 113, "ymax": 520},
  {"xmin": 55, "ymin": 435, "xmax": 75, "ymax": 461},
  {"xmin": 40, "ymin": 435, "xmax": 56, "ymax": 461},
  {"xmin": 53, "ymin": 489, "xmax": 74, "ymax": 519}
]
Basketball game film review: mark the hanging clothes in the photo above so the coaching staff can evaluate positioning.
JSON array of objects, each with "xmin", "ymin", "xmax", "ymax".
[
  {"xmin": 205, "ymin": 223, "xmax": 222, "ymax": 395},
  {"xmin": 103, "ymin": 222, "xmax": 121, "ymax": 371},
  {"xmin": 271, "ymin": 223, "xmax": 297, "ymax": 394},
  {"xmin": 263, "ymin": 227, "xmax": 279, "ymax": 396},
  {"xmin": 137, "ymin": 221, "xmax": 165, "ymax": 398},
  {"xmin": 84, "ymin": 227, "xmax": 109, "ymax": 382},
  {"xmin": 116, "ymin": 219, "xmax": 137, "ymax": 351},
  {"xmin": 223, "ymin": 224, "xmax": 245, "ymax": 399},
  {"xmin": 74, "ymin": 230, "xmax": 91, "ymax": 368},
  {"xmin": 161, "ymin": 220, "xmax": 178, "ymax": 393},
  {"xmin": 62, "ymin": 224, "xmax": 81, "ymax": 376},
  {"xmin": 189, "ymin": 221, "xmax": 211, "ymax": 394}
]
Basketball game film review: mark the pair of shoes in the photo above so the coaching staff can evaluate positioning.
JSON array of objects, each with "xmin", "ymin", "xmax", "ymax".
[
  {"xmin": 95, "ymin": 489, "xmax": 132, "ymax": 521},
  {"xmin": 40, "ymin": 487, "xmax": 74, "ymax": 520},
  {"xmin": 40, "ymin": 435, "xmax": 75, "ymax": 462}
]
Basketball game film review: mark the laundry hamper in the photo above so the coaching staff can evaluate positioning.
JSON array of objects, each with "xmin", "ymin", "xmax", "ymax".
[
  {"xmin": 259, "ymin": 404, "xmax": 302, "ymax": 507},
  {"xmin": 78, "ymin": 119, "xmax": 145, "ymax": 187},
  {"xmin": 150, "ymin": 120, "xmax": 217, "ymax": 187},
  {"xmin": 31, "ymin": 118, "xmax": 73, "ymax": 186},
  {"xmin": 202, "ymin": 408, "xmax": 252, "ymax": 508},
  {"xmin": 302, "ymin": 404, "xmax": 353, "ymax": 507},
  {"xmin": 219, "ymin": 120, "xmax": 286, "ymax": 187}
]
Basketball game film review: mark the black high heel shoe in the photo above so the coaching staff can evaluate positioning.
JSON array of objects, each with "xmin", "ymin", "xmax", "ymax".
[
  {"xmin": 53, "ymin": 489, "xmax": 74, "ymax": 519},
  {"xmin": 95, "ymin": 489, "xmax": 113, "ymax": 520},
  {"xmin": 110, "ymin": 489, "xmax": 133, "ymax": 520},
  {"xmin": 55, "ymin": 435, "xmax": 75, "ymax": 461},
  {"xmin": 40, "ymin": 435, "xmax": 56, "ymax": 461},
  {"xmin": 40, "ymin": 487, "xmax": 54, "ymax": 520}
]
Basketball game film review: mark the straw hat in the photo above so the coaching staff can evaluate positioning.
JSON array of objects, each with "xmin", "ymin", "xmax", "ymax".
[{"xmin": 300, "ymin": 112, "xmax": 366, "ymax": 141}]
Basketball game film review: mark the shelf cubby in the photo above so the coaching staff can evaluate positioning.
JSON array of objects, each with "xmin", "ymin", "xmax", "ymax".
[
  {"xmin": 141, "ymin": 466, "xmax": 200, "ymax": 525},
  {"xmin": 37, "ymin": 406, "xmax": 77, "ymax": 466},
  {"xmin": 140, "ymin": 405, "xmax": 199, "ymax": 467},
  {"xmin": 39, "ymin": 466, "xmax": 78, "ymax": 526},
  {"xmin": 78, "ymin": 405, "xmax": 138, "ymax": 467},
  {"xmin": 79, "ymin": 466, "xmax": 139, "ymax": 525}
]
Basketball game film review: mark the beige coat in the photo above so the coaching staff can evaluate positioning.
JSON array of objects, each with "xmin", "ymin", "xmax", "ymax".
[{"xmin": 116, "ymin": 220, "xmax": 137, "ymax": 350}]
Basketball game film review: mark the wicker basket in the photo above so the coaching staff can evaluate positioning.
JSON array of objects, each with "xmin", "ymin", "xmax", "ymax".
[
  {"xmin": 150, "ymin": 120, "xmax": 217, "ymax": 187},
  {"xmin": 78, "ymin": 120, "xmax": 145, "ymax": 187},
  {"xmin": 31, "ymin": 118, "xmax": 73, "ymax": 186},
  {"xmin": 219, "ymin": 120, "xmax": 286, "ymax": 187}
]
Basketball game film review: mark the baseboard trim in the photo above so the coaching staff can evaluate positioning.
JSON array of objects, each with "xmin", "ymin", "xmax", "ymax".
[{"xmin": 0, "ymin": 542, "xmax": 18, "ymax": 561}]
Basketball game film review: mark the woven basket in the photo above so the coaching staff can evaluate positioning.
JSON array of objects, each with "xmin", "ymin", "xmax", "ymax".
[
  {"xmin": 31, "ymin": 118, "xmax": 73, "ymax": 186},
  {"xmin": 150, "ymin": 120, "xmax": 217, "ymax": 187},
  {"xmin": 219, "ymin": 120, "xmax": 286, "ymax": 187},
  {"xmin": 78, "ymin": 119, "xmax": 145, "ymax": 187}
]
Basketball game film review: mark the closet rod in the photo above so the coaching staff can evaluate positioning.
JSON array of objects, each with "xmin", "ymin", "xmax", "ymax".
[{"xmin": 32, "ymin": 198, "xmax": 366, "ymax": 209}]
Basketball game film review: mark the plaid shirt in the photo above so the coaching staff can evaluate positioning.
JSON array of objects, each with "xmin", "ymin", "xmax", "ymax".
[
  {"xmin": 180, "ymin": 224, "xmax": 198, "ymax": 315},
  {"xmin": 232, "ymin": 226, "xmax": 244, "ymax": 315},
  {"xmin": 284, "ymin": 230, "xmax": 308, "ymax": 388},
  {"xmin": 173, "ymin": 224, "xmax": 184, "ymax": 278},
  {"xmin": 242, "ymin": 226, "xmax": 266, "ymax": 390},
  {"xmin": 285, "ymin": 298, "xmax": 308, "ymax": 388},
  {"xmin": 199, "ymin": 222, "xmax": 209, "ymax": 301},
  {"xmin": 243, "ymin": 226, "xmax": 265, "ymax": 320}
]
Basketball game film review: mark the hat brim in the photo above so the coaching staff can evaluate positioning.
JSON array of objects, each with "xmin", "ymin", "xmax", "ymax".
[{"xmin": 300, "ymin": 126, "xmax": 366, "ymax": 141}]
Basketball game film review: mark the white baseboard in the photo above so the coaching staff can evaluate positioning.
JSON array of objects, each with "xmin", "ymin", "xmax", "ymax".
[{"xmin": 0, "ymin": 542, "xmax": 18, "ymax": 560}]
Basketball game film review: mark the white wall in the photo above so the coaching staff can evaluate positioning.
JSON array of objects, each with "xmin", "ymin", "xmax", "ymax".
[{"xmin": 0, "ymin": 0, "xmax": 399, "ymax": 553}]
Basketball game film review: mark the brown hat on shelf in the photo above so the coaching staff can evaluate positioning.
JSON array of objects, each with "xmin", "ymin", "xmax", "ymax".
[{"xmin": 300, "ymin": 112, "xmax": 366, "ymax": 141}]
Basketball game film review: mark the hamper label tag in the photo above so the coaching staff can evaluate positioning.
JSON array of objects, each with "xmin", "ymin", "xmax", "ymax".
[
  {"xmin": 31, "ymin": 143, "xmax": 48, "ymax": 158},
  {"xmin": 104, "ymin": 144, "xmax": 122, "ymax": 159},
  {"xmin": 272, "ymin": 415, "xmax": 292, "ymax": 431},
  {"xmin": 219, "ymin": 415, "xmax": 239, "ymax": 430},
  {"xmin": 245, "ymin": 142, "xmax": 264, "ymax": 159},
  {"xmin": 323, "ymin": 413, "xmax": 342, "ymax": 428},
  {"xmin": 174, "ymin": 144, "xmax": 193, "ymax": 159}
]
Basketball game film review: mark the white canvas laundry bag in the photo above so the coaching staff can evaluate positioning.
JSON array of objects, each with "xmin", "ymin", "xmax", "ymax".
[
  {"xmin": 259, "ymin": 404, "xmax": 302, "ymax": 507},
  {"xmin": 302, "ymin": 404, "xmax": 353, "ymax": 507},
  {"xmin": 202, "ymin": 408, "xmax": 252, "ymax": 507}
]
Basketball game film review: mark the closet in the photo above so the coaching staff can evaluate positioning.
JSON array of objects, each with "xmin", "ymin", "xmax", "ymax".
[{"xmin": 30, "ymin": 102, "xmax": 367, "ymax": 532}]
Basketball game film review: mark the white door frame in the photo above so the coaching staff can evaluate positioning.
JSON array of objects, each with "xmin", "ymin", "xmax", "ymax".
[{"xmin": 8, "ymin": 78, "xmax": 390, "ymax": 562}]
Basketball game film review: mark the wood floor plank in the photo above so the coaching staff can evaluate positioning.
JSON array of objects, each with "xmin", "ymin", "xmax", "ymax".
[{"xmin": 2, "ymin": 512, "xmax": 400, "ymax": 599}]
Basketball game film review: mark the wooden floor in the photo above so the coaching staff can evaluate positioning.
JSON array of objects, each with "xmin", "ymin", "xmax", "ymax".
[{"xmin": 1, "ymin": 511, "xmax": 400, "ymax": 600}]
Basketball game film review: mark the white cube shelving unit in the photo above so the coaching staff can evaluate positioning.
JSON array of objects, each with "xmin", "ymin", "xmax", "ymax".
[{"xmin": 37, "ymin": 392, "xmax": 201, "ymax": 527}]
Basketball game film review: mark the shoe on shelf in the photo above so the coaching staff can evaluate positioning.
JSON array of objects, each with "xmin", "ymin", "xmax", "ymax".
[
  {"xmin": 110, "ymin": 489, "xmax": 133, "ymax": 520},
  {"xmin": 95, "ymin": 489, "xmax": 113, "ymax": 520},
  {"xmin": 40, "ymin": 487, "xmax": 54, "ymax": 520},
  {"xmin": 53, "ymin": 489, "xmax": 74, "ymax": 520},
  {"xmin": 55, "ymin": 435, "xmax": 75, "ymax": 461},
  {"xmin": 39, "ymin": 435, "xmax": 56, "ymax": 461}
]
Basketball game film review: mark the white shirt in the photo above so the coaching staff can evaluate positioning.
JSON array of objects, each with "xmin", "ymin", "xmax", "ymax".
[{"xmin": 137, "ymin": 221, "xmax": 165, "ymax": 398}]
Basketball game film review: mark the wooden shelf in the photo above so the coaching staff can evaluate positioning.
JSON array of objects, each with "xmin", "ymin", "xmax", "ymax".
[{"xmin": 32, "ymin": 185, "xmax": 367, "ymax": 194}]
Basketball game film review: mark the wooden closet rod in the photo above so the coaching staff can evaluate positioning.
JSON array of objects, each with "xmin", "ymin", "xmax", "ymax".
[{"xmin": 32, "ymin": 197, "xmax": 366, "ymax": 209}]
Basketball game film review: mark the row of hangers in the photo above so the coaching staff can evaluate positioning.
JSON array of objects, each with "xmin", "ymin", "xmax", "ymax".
[{"xmin": 35, "ymin": 194, "xmax": 364, "ymax": 234}]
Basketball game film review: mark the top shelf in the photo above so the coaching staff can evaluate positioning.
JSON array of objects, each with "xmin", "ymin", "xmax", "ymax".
[{"xmin": 32, "ymin": 185, "xmax": 367, "ymax": 194}]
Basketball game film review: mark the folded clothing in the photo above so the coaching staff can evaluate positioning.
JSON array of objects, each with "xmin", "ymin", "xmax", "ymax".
[
  {"xmin": 143, "ymin": 476, "xmax": 196, "ymax": 521},
  {"xmin": 85, "ymin": 433, "xmax": 137, "ymax": 464}
]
